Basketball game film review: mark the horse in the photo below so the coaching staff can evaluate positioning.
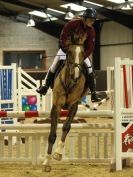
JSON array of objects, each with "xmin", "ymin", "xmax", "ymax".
[{"xmin": 42, "ymin": 33, "xmax": 88, "ymax": 172}]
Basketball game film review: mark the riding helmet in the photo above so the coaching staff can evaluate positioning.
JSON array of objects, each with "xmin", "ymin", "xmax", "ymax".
[{"xmin": 83, "ymin": 8, "xmax": 97, "ymax": 19}]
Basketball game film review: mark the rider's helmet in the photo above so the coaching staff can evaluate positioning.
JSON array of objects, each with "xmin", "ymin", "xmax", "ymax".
[{"xmin": 83, "ymin": 8, "xmax": 97, "ymax": 19}]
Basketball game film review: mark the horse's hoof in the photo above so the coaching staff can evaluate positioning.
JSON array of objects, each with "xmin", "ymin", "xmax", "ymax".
[
  {"xmin": 53, "ymin": 152, "xmax": 62, "ymax": 161},
  {"xmin": 42, "ymin": 165, "xmax": 51, "ymax": 172},
  {"xmin": 110, "ymin": 163, "xmax": 116, "ymax": 172}
]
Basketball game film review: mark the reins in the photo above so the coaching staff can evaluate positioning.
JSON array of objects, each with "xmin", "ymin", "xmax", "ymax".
[
  {"xmin": 59, "ymin": 59, "xmax": 84, "ymax": 95},
  {"xmin": 58, "ymin": 33, "xmax": 87, "ymax": 95},
  {"xmin": 68, "ymin": 61, "xmax": 83, "ymax": 71}
]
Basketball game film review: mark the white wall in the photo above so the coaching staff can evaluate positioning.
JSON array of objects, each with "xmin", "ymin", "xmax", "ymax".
[
  {"xmin": 0, "ymin": 16, "xmax": 133, "ymax": 71},
  {"xmin": 100, "ymin": 21, "xmax": 133, "ymax": 70},
  {"xmin": 0, "ymin": 15, "xmax": 58, "ymax": 66}
]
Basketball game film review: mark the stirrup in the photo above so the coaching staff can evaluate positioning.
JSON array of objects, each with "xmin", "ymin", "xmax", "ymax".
[
  {"xmin": 36, "ymin": 85, "xmax": 49, "ymax": 95},
  {"xmin": 91, "ymin": 92, "xmax": 101, "ymax": 103}
]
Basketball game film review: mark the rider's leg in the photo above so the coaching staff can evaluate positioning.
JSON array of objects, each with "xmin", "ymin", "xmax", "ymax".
[
  {"xmin": 84, "ymin": 58, "xmax": 101, "ymax": 102},
  {"xmin": 36, "ymin": 49, "xmax": 66, "ymax": 95}
]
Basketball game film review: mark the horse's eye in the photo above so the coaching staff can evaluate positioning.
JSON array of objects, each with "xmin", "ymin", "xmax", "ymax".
[{"xmin": 68, "ymin": 50, "xmax": 72, "ymax": 55}]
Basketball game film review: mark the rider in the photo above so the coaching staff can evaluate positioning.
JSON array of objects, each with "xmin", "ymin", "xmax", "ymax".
[{"xmin": 36, "ymin": 8, "xmax": 101, "ymax": 102}]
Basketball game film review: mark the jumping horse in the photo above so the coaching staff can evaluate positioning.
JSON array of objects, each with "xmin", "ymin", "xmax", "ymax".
[{"xmin": 42, "ymin": 33, "xmax": 88, "ymax": 172}]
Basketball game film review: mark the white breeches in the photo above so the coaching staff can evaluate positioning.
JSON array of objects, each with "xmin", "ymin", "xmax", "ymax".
[{"xmin": 50, "ymin": 48, "xmax": 93, "ymax": 74}]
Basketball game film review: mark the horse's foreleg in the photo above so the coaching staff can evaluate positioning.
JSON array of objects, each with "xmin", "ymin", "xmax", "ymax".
[
  {"xmin": 53, "ymin": 102, "xmax": 78, "ymax": 161},
  {"xmin": 61, "ymin": 102, "xmax": 78, "ymax": 142},
  {"xmin": 47, "ymin": 104, "xmax": 59, "ymax": 154},
  {"xmin": 42, "ymin": 154, "xmax": 52, "ymax": 172},
  {"xmin": 42, "ymin": 104, "xmax": 60, "ymax": 172}
]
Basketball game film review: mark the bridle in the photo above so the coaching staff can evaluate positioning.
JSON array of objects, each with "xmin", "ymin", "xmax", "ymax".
[{"xmin": 59, "ymin": 43, "xmax": 85, "ymax": 94}]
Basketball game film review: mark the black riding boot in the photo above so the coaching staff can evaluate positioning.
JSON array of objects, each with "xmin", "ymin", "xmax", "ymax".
[
  {"xmin": 36, "ymin": 60, "xmax": 65, "ymax": 95},
  {"xmin": 36, "ymin": 70, "xmax": 55, "ymax": 95},
  {"xmin": 87, "ymin": 73, "xmax": 101, "ymax": 102}
]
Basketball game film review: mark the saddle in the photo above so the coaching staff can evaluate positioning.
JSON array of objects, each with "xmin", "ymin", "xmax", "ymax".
[
  {"xmin": 50, "ymin": 60, "xmax": 65, "ymax": 89},
  {"xmin": 50, "ymin": 60, "xmax": 89, "ymax": 91}
]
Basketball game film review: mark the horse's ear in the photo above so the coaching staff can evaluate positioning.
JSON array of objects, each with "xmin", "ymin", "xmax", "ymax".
[
  {"xmin": 65, "ymin": 32, "xmax": 75, "ymax": 45},
  {"xmin": 65, "ymin": 39, "xmax": 71, "ymax": 46},
  {"xmin": 83, "ymin": 33, "xmax": 87, "ymax": 41},
  {"xmin": 70, "ymin": 33, "xmax": 74, "ymax": 43},
  {"xmin": 80, "ymin": 33, "xmax": 87, "ymax": 44},
  {"xmin": 70, "ymin": 32, "xmax": 78, "ymax": 44}
]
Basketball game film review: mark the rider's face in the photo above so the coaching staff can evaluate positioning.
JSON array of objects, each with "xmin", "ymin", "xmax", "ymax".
[{"xmin": 84, "ymin": 18, "xmax": 95, "ymax": 27}]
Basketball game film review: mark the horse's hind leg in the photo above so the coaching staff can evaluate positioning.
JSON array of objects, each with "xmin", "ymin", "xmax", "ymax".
[
  {"xmin": 53, "ymin": 102, "xmax": 78, "ymax": 161},
  {"xmin": 42, "ymin": 104, "xmax": 61, "ymax": 172}
]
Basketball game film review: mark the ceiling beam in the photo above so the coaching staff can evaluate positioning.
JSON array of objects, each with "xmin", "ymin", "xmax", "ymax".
[
  {"xmin": 0, "ymin": 0, "xmax": 66, "ymax": 20},
  {"xmin": 0, "ymin": 0, "xmax": 44, "ymax": 11},
  {"xmin": 0, "ymin": 0, "xmax": 66, "ymax": 37},
  {"xmin": 36, "ymin": 21, "xmax": 64, "ymax": 38},
  {"xmin": 46, "ymin": 8, "xmax": 65, "ymax": 20},
  {"xmin": 83, "ymin": 1, "xmax": 133, "ymax": 29},
  {"xmin": 0, "ymin": 10, "xmax": 17, "ymax": 16},
  {"xmin": 97, "ymin": 7, "xmax": 133, "ymax": 29}
]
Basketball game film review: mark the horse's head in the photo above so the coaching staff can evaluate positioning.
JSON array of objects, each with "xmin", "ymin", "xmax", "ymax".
[
  {"xmin": 66, "ymin": 33, "xmax": 87, "ymax": 80},
  {"xmin": 70, "ymin": 33, "xmax": 87, "ymax": 45}
]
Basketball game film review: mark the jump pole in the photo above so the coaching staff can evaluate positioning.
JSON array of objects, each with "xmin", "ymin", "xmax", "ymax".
[
  {"xmin": 0, "ymin": 110, "xmax": 114, "ymax": 118},
  {"xmin": 123, "ymin": 65, "xmax": 129, "ymax": 108},
  {"xmin": 0, "ymin": 122, "xmax": 114, "ymax": 130}
]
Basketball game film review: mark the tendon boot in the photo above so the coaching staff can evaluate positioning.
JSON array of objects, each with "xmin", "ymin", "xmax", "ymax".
[
  {"xmin": 87, "ymin": 72, "xmax": 101, "ymax": 102},
  {"xmin": 36, "ymin": 70, "xmax": 55, "ymax": 95}
]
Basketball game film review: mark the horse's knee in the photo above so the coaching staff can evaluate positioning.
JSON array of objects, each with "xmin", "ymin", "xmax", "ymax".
[
  {"xmin": 51, "ymin": 105, "xmax": 58, "ymax": 117},
  {"xmin": 62, "ymin": 123, "xmax": 71, "ymax": 132},
  {"xmin": 48, "ymin": 133, "xmax": 57, "ymax": 144}
]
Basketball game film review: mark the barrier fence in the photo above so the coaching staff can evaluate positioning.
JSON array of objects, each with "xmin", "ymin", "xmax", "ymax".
[
  {"xmin": 1, "ymin": 58, "xmax": 133, "ymax": 171},
  {"xmin": 0, "ymin": 63, "xmax": 114, "ymax": 165},
  {"xmin": 0, "ymin": 123, "xmax": 114, "ymax": 165},
  {"xmin": 0, "ymin": 63, "xmax": 17, "ymax": 111},
  {"xmin": 115, "ymin": 57, "xmax": 133, "ymax": 170},
  {"xmin": 0, "ymin": 63, "xmax": 114, "ymax": 113}
]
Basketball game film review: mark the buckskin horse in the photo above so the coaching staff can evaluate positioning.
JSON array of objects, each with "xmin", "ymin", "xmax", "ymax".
[{"xmin": 42, "ymin": 33, "xmax": 88, "ymax": 172}]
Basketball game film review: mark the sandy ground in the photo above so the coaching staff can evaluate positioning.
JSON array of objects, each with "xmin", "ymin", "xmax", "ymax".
[{"xmin": 0, "ymin": 163, "xmax": 133, "ymax": 177}]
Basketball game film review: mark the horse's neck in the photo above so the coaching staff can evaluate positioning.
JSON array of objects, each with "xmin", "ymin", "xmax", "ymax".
[
  {"xmin": 62, "ymin": 62, "xmax": 72, "ymax": 80},
  {"xmin": 68, "ymin": 45, "xmax": 83, "ymax": 64}
]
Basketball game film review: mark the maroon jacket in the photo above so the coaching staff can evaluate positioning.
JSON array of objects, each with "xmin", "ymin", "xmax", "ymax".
[{"xmin": 60, "ymin": 18, "xmax": 95, "ymax": 58}]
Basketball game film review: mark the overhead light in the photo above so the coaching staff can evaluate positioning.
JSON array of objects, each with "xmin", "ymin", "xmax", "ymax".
[
  {"xmin": 60, "ymin": 3, "xmax": 86, "ymax": 12},
  {"xmin": 47, "ymin": 8, "xmax": 65, "ymax": 14},
  {"xmin": 107, "ymin": 0, "xmax": 133, "ymax": 10},
  {"xmin": 121, "ymin": 3, "xmax": 132, "ymax": 10},
  {"xmin": 84, "ymin": 0, "xmax": 103, "ymax": 7},
  {"xmin": 29, "ymin": 11, "xmax": 48, "ymax": 18},
  {"xmin": 43, "ymin": 17, "xmax": 58, "ymax": 22},
  {"xmin": 107, "ymin": 0, "xmax": 132, "ymax": 3},
  {"xmin": 27, "ymin": 16, "xmax": 35, "ymax": 27},
  {"xmin": 29, "ymin": 10, "xmax": 58, "ymax": 22},
  {"xmin": 107, "ymin": 0, "xmax": 133, "ymax": 4},
  {"xmin": 107, "ymin": 0, "xmax": 125, "ymax": 3},
  {"xmin": 65, "ymin": 6, "xmax": 74, "ymax": 20},
  {"xmin": 65, "ymin": 11, "xmax": 74, "ymax": 20}
]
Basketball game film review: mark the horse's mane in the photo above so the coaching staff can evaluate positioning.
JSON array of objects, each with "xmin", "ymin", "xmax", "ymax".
[{"xmin": 66, "ymin": 32, "xmax": 87, "ymax": 47}]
